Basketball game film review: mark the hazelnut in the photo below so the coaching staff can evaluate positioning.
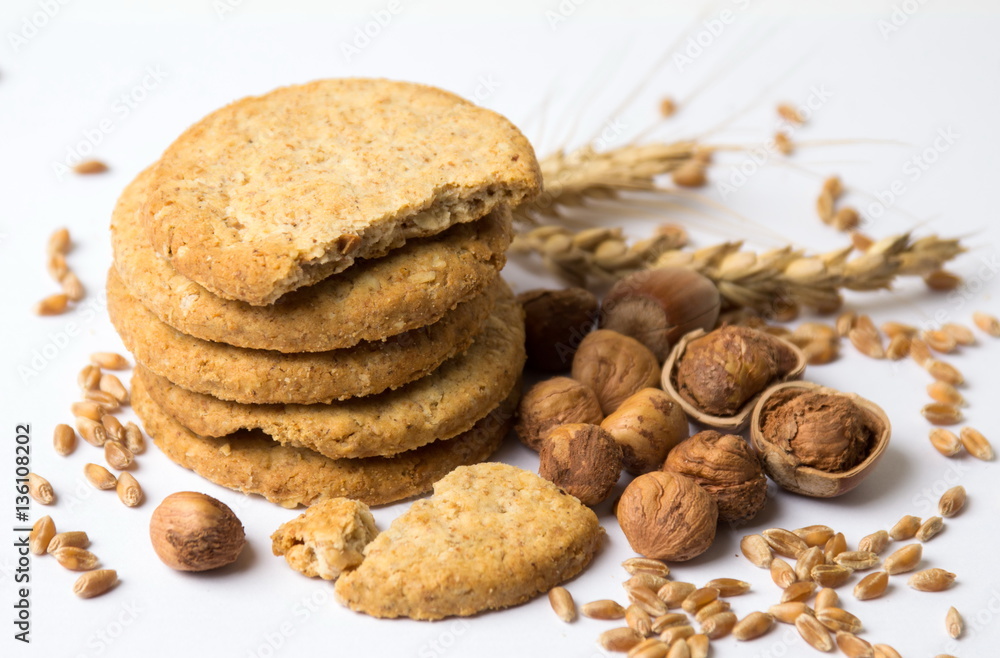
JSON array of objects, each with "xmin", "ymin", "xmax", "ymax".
[
  {"xmin": 515, "ymin": 377, "xmax": 604, "ymax": 451},
  {"xmin": 663, "ymin": 326, "xmax": 806, "ymax": 429},
  {"xmin": 538, "ymin": 423, "xmax": 623, "ymax": 505},
  {"xmin": 617, "ymin": 471, "xmax": 718, "ymax": 561},
  {"xmin": 750, "ymin": 382, "xmax": 891, "ymax": 498},
  {"xmin": 601, "ymin": 267, "xmax": 721, "ymax": 361},
  {"xmin": 571, "ymin": 330, "xmax": 660, "ymax": 415},
  {"xmin": 518, "ymin": 287, "xmax": 599, "ymax": 371},
  {"xmin": 600, "ymin": 388, "xmax": 689, "ymax": 475},
  {"xmin": 149, "ymin": 492, "xmax": 246, "ymax": 571},
  {"xmin": 662, "ymin": 430, "xmax": 767, "ymax": 524}
]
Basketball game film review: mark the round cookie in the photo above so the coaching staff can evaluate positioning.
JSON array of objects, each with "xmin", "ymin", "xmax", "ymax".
[
  {"xmin": 135, "ymin": 286, "xmax": 525, "ymax": 459},
  {"xmin": 131, "ymin": 374, "xmax": 516, "ymax": 508},
  {"xmin": 112, "ymin": 167, "xmax": 512, "ymax": 352},
  {"xmin": 143, "ymin": 78, "xmax": 541, "ymax": 305},
  {"xmin": 108, "ymin": 269, "xmax": 504, "ymax": 404}
]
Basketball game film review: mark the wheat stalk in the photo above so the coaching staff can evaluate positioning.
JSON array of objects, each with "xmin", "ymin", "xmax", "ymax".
[
  {"xmin": 512, "ymin": 224, "xmax": 964, "ymax": 314},
  {"xmin": 514, "ymin": 141, "xmax": 706, "ymax": 222}
]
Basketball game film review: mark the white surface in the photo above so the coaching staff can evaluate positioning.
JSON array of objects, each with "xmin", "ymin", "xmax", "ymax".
[{"xmin": 2, "ymin": 1, "xmax": 999, "ymax": 657}]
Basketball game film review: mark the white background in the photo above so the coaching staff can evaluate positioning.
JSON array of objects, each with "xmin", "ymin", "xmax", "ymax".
[{"xmin": 2, "ymin": 1, "xmax": 999, "ymax": 657}]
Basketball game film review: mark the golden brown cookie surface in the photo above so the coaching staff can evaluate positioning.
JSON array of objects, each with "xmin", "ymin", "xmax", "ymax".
[
  {"xmin": 132, "ymin": 375, "xmax": 516, "ymax": 508},
  {"xmin": 334, "ymin": 463, "xmax": 604, "ymax": 619},
  {"xmin": 113, "ymin": 167, "xmax": 512, "ymax": 352},
  {"xmin": 108, "ymin": 270, "xmax": 505, "ymax": 404},
  {"xmin": 143, "ymin": 78, "xmax": 540, "ymax": 305},
  {"xmin": 134, "ymin": 288, "xmax": 524, "ymax": 458}
]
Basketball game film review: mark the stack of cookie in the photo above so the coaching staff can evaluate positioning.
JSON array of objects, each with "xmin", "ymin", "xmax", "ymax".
[{"xmin": 108, "ymin": 79, "xmax": 540, "ymax": 508}]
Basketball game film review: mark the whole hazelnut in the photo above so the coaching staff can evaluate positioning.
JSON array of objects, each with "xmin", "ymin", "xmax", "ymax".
[
  {"xmin": 518, "ymin": 287, "xmax": 598, "ymax": 371},
  {"xmin": 662, "ymin": 430, "xmax": 767, "ymax": 524},
  {"xmin": 538, "ymin": 423, "xmax": 623, "ymax": 506},
  {"xmin": 617, "ymin": 471, "xmax": 718, "ymax": 561},
  {"xmin": 668, "ymin": 326, "xmax": 803, "ymax": 420},
  {"xmin": 149, "ymin": 492, "xmax": 246, "ymax": 571},
  {"xmin": 571, "ymin": 330, "xmax": 660, "ymax": 415},
  {"xmin": 601, "ymin": 267, "xmax": 721, "ymax": 361},
  {"xmin": 600, "ymin": 388, "xmax": 689, "ymax": 475},
  {"xmin": 515, "ymin": 377, "xmax": 604, "ymax": 451}
]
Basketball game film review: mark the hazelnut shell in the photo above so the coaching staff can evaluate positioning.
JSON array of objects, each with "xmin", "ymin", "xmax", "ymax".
[
  {"xmin": 515, "ymin": 377, "xmax": 604, "ymax": 451},
  {"xmin": 600, "ymin": 388, "xmax": 690, "ymax": 476},
  {"xmin": 600, "ymin": 267, "xmax": 721, "ymax": 362},
  {"xmin": 617, "ymin": 471, "xmax": 718, "ymax": 561},
  {"xmin": 662, "ymin": 430, "xmax": 768, "ymax": 524},
  {"xmin": 519, "ymin": 287, "xmax": 598, "ymax": 371},
  {"xmin": 661, "ymin": 328, "xmax": 807, "ymax": 430},
  {"xmin": 572, "ymin": 329, "xmax": 661, "ymax": 415},
  {"xmin": 749, "ymin": 381, "xmax": 891, "ymax": 498},
  {"xmin": 149, "ymin": 491, "xmax": 246, "ymax": 571},
  {"xmin": 538, "ymin": 423, "xmax": 623, "ymax": 506}
]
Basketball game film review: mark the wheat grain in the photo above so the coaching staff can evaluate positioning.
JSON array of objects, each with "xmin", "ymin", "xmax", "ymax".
[
  {"xmin": 959, "ymin": 426, "xmax": 994, "ymax": 460},
  {"xmin": 733, "ymin": 612, "xmax": 774, "ymax": 641},
  {"xmin": 73, "ymin": 570, "xmax": 118, "ymax": 598},
  {"xmin": 972, "ymin": 311, "xmax": 1000, "ymax": 336},
  {"xmin": 28, "ymin": 473, "xmax": 55, "ymax": 505},
  {"xmin": 938, "ymin": 485, "xmax": 967, "ymax": 517}
]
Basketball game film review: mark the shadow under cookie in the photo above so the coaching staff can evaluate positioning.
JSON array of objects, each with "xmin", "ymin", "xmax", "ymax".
[{"xmin": 131, "ymin": 373, "xmax": 517, "ymax": 508}]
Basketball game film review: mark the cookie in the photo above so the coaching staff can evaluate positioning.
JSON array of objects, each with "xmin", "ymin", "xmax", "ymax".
[
  {"xmin": 271, "ymin": 498, "xmax": 378, "ymax": 580},
  {"xmin": 134, "ymin": 289, "xmax": 524, "ymax": 458},
  {"xmin": 334, "ymin": 463, "xmax": 604, "ymax": 619},
  {"xmin": 108, "ymin": 269, "xmax": 505, "ymax": 404},
  {"xmin": 131, "ymin": 374, "xmax": 516, "ymax": 508},
  {"xmin": 143, "ymin": 78, "xmax": 540, "ymax": 305},
  {"xmin": 112, "ymin": 167, "xmax": 512, "ymax": 352}
]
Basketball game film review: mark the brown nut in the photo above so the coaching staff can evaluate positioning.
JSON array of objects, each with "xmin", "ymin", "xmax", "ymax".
[
  {"xmin": 663, "ymin": 430, "xmax": 767, "ymax": 524},
  {"xmin": 750, "ymin": 382, "xmax": 890, "ymax": 497},
  {"xmin": 149, "ymin": 491, "xmax": 246, "ymax": 571},
  {"xmin": 571, "ymin": 330, "xmax": 661, "ymax": 415},
  {"xmin": 538, "ymin": 423, "xmax": 622, "ymax": 505},
  {"xmin": 601, "ymin": 388, "xmax": 689, "ymax": 475},
  {"xmin": 518, "ymin": 287, "xmax": 599, "ymax": 371},
  {"xmin": 663, "ymin": 327, "xmax": 806, "ymax": 429},
  {"xmin": 617, "ymin": 471, "xmax": 718, "ymax": 561},
  {"xmin": 515, "ymin": 377, "xmax": 604, "ymax": 451},
  {"xmin": 600, "ymin": 267, "xmax": 721, "ymax": 362}
]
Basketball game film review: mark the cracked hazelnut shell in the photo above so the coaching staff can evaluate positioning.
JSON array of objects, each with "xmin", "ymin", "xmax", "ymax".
[
  {"xmin": 518, "ymin": 287, "xmax": 598, "ymax": 371},
  {"xmin": 662, "ymin": 327, "xmax": 806, "ymax": 430},
  {"xmin": 662, "ymin": 430, "xmax": 767, "ymax": 524},
  {"xmin": 538, "ymin": 423, "xmax": 623, "ymax": 505},
  {"xmin": 617, "ymin": 470, "xmax": 718, "ymax": 562},
  {"xmin": 750, "ymin": 381, "xmax": 891, "ymax": 498},
  {"xmin": 600, "ymin": 388, "xmax": 690, "ymax": 476},
  {"xmin": 571, "ymin": 330, "xmax": 661, "ymax": 415},
  {"xmin": 515, "ymin": 377, "xmax": 604, "ymax": 451},
  {"xmin": 601, "ymin": 267, "xmax": 721, "ymax": 361}
]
